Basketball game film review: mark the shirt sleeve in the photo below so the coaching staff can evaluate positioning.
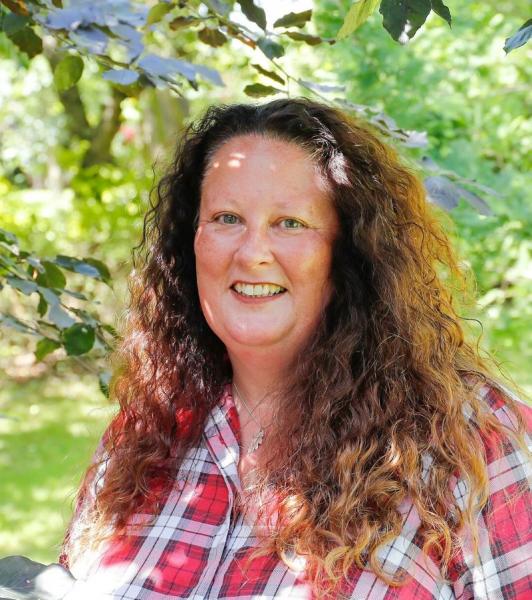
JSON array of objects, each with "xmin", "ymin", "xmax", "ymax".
[{"xmin": 448, "ymin": 385, "xmax": 532, "ymax": 599}]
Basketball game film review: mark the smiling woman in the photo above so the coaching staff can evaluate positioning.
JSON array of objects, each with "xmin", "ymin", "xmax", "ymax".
[
  {"xmin": 195, "ymin": 134, "xmax": 338, "ymax": 354},
  {"xmin": 195, "ymin": 134, "xmax": 340, "ymax": 488},
  {"xmin": 5, "ymin": 99, "xmax": 529, "ymax": 600}
]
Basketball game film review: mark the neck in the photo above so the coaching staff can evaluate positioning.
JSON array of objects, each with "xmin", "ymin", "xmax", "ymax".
[{"xmin": 228, "ymin": 347, "xmax": 290, "ymax": 413}]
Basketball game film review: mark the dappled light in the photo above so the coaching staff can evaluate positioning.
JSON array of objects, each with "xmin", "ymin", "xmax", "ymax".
[{"xmin": 0, "ymin": 2, "xmax": 529, "ymax": 598}]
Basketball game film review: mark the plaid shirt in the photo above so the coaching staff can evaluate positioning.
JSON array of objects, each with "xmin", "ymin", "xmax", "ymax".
[{"xmin": 62, "ymin": 383, "xmax": 532, "ymax": 599}]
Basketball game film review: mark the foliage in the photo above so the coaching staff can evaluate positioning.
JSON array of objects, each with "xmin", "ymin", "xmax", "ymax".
[
  {"xmin": 313, "ymin": 0, "xmax": 531, "ymax": 387},
  {"xmin": 336, "ymin": 0, "xmax": 530, "ymax": 52},
  {"xmin": 0, "ymin": 0, "xmax": 530, "ymax": 389},
  {"xmin": 504, "ymin": 18, "xmax": 532, "ymax": 53},
  {"xmin": 0, "ymin": 227, "xmax": 116, "ymax": 392}
]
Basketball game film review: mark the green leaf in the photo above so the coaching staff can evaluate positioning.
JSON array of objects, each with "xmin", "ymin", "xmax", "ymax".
[
  {"xmin": 504, "ymin": 19, "xmax": 532, "ymax": 54},
  {"xmin": 1, "ymin": 12, "xmax": 29, "ymax": 35},
  {"xmin": 0, "ymin": 313, "xmax": 36, "ymax": 335},
  {"xmin": 257, "ymin": 37, "xmax": 285, "ymax": 59},
  {"xmin": 193, "ymin": 64, "xmax": 224, "ymax": 87},
  {"xmin": 53, "ymin": 255, "xmax": 104, "ymax": 280},
  {"xmin": 6, "ymin": 276, "xmax": 38, "ymax": 295},
  {"xmin": 206, "ymin": 0, "xmax": 232, "ymax": 17},
  {"xmin": 37, "ymin": 293, "xmax": 47, "ymax": 317},
  {"xmin": 26, "ymin": 256, "xmax": 43, "ymax": 272},
  {"xmin": 244, "ymin": 83, "xmax": 282, "ymax": 98},
  {"xmin": 69, "ymin": 307, "xmax": 98, "ymax": 327},
  {"xmin": 35, "ymin": 338, "xmax": 61, "ymax": 361},
  {"xmin": 8, "ymin": 26, "xmax": 42, "ymax": 57},
  {"xmin": 273, "ymin": 9, "xmax": 312, "ymax": 29},
  {"xmin": 298, "ymin": 79, "xmax": 346, "ymax": 94},
  {"xmin": 237, "ymin": 0, "xmax": 266, "ymax": 30},
  {"xmin": 37, "ymin": 286, "xmax": 61, "ymax": 306},
  {"xmin": 380, "ymin": 0, "xmax": 431, "ymax": 42},
  {"xmin": 36, "ymin": 261, "xmax": 67, "ymax": 288},
  {"xmin": 62, "ymin": 322, "xmax": 95, "ymax": 356},
  {"xmin": 337, "ymin": 0, "xmax": 380, "ymax": 40},
  {"xmin": 424, "ymin": 175, "xmax": 492, "ymax": 215},
  {"xmin": 0, "ymin": 255, "xmax": 18, "ymax": 273},
  {"xmin": 430, "ymin": 0, "xmax": 451, "ymax": 27},
  {"xmin": 54, "ymin": 55, "xmax": 84, "ymax": 92},
  {"xmin": 147, "ymin": 2, "xmax": 173, "ymax": 25},
  {"xmin": 0, "ymin": 228, "xmax": 18, "ymax": 246},
  {"xmin": 283, "ymin": 31, "xmax": 323, "ymax": 46},
  {"xmin": 102, "ymin": 69, "xmax": 139, "ymax": 85},
  {"xmin": 138, "ymin": 53, "xmax": 223, "ymax": 87},
  {"xmin": 102, "ymin": 323, "xmax": 119, "ymax": 339},
  {"xmin": 49, "ymin": 304, "xmax": 76, "ymax": 329},
  {"xmin": 61, "ymin": 288, "xmax": 88, "ymax": 300},
  {"xmin": 169, "ymin": 16, "xmax": 202, "ymax": 30},
  {"xmin": 98, "ymin": 370, "xmax": 112, "ymax": 397},
  {"xmin": 198, "ymin": 26, "xmax": 227, "ymax": 47},
  {"xmin": 82, "ymin": 257, "xmax": 111, "ymax": 284},
  {"xmin": 250, "ymin": 63, "xmax": 285, "ymax": 85}
]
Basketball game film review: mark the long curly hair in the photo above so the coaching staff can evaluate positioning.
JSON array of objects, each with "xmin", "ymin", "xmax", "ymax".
[{"xmin": 65, "ymin": 98, "xmax": 526, "ymax": 595}]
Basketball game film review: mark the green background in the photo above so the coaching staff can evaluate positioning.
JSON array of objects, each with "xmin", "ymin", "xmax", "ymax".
[{"xmin": 1, "ymin": 0, "xmax": 530, "ymax": 563}]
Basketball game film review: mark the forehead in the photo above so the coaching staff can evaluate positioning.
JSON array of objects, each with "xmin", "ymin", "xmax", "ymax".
[{"xmin": 200, "ymin": 134, "xmax": 332, "ymax": 212}]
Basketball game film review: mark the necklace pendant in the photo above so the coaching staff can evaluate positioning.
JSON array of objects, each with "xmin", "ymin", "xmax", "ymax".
[{"xmin": 248, "ymin": 428, "xmax": 264, "ymax": 453}]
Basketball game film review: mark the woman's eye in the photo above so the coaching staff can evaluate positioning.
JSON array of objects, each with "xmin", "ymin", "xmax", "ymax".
[
  {"xmin": 212, "ymin": 214, "xmax": 304, "ymax": 228},
  {"xmin": 281, "ymin": 218, "xmax": 305, "ymax": 229},
  {"xmin": 215, "ymin": 213, "xmax": 239, "ymax": 225}
]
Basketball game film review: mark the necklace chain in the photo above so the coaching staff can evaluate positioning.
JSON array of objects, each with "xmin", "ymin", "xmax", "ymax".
[
  {"xmin": 233, "ymin": 382, "xmax": 261, "ymax": 423},
  {"xmin": 232, "ymin": 382, "xmax": 266, "ymax": 454}
]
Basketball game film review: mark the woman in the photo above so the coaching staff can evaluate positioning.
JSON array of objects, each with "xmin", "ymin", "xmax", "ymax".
[{"xmin": 16, "ymin": 99, "xmax": 531, "ymax": 599}]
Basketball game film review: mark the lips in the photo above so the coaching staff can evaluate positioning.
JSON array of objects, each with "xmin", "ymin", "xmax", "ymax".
[
  {"xmin": 231, "ymin": 282, "xmax": 287, "ymax": 297},
  {"xmin": 229, "ymin": 279, "xmax": 286, "ymax": 290}
]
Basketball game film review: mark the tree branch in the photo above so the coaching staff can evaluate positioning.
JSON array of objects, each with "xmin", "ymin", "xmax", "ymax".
[{"xmin": 83, "ymin": 87, "xmax": 126, "ymax": 167}]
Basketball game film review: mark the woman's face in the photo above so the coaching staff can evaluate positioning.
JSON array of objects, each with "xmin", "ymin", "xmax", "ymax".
[{"xmin": 194, "ymin": 134, "xmax": 339, "ymax": 359}]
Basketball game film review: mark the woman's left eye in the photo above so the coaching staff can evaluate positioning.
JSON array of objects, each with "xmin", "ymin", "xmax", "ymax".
[
  {"xmin": 281, "ymin": 218, "xmax": 305, "ymax": 229},
  {"xmin": 214, "ymin": 213, "xmax": 239, "ymax": 224},
  {"xmin": 212, "ymin": 214, "xmax": 304, "ymax": 229}
]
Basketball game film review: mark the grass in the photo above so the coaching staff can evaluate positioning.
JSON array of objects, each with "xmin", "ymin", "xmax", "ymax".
[{"xmin": 0, "ymin": 371, "xmax": 112, "ymax": 564}]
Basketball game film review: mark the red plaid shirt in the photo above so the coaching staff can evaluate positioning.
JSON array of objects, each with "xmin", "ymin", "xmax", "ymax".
[{"xmin": 61, "ymin": 383, "xmax": 532, "ymax": 599}]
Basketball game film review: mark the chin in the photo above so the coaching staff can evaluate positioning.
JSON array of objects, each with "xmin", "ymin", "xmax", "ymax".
[
  {"xmin": 223, "ymin": 323, "xmax": 292, "ymax": 349},
  {"xmin": 229, "ymin": 331, "xmax": 287, "ymax": 348}
]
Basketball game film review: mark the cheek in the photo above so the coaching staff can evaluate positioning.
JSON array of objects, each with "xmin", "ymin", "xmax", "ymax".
[
  {"xmin": 194, "ymin": 230, "xmax": 226, "ymax": 279},
  {"xmin": 285, "ymin": 236, "xmax": 334, "ymax": 284}
]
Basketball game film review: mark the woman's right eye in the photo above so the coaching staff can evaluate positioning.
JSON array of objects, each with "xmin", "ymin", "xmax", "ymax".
[{"xmin": 214, "ymin": 213, "xmax": 239, "ymax": 225}]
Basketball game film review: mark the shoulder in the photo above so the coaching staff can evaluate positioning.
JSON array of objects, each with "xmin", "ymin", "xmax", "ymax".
[
  {"xmin": 462, "ymin": 382, "xmax": 532, "ymax": 466},
  {"xmin": 448, "ymin": 381, "xmax": 532, "ymax": 598},
  {"xmin": 463, "ymin": 381, "xmax": 531, "ymax": 501},
  {"xmin": 473, "ymin": 381, "xmax": 531, "ymax": 471},
  {"xmin": 477, "ymin": 381, "xmax": 532, "ymax": 430}
]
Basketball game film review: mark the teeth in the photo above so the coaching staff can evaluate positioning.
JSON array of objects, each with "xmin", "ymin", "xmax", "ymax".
[{"xmin": 233, "ymin": 283, "xmax": 285, "ymax": 297}]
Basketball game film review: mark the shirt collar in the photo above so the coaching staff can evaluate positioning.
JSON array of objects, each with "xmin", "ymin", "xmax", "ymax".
[{"xmin": 203, "ymin": 382, "xmax": 243, "ymax": 495}]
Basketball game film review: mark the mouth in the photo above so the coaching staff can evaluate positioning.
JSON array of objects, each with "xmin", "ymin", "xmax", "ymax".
[{"xmin": 230, "ymin": 282, "xmax": 287, "ymax": 298}]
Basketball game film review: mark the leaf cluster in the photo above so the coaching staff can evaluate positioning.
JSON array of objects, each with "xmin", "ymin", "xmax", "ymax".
[{"xmin": 0, "ymin": 227, "xmax": 116, "ymax": 393}]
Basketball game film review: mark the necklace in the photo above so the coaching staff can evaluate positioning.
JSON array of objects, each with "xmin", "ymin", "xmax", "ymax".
[{"xmin": 232, "ymin": 382, "xmax": 266, "ymax": 454}]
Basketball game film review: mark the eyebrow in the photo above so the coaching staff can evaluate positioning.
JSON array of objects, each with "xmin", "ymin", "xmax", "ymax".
[{"xmin": 202, "ymin": 196, "xmax": 317, "ymax": 215}]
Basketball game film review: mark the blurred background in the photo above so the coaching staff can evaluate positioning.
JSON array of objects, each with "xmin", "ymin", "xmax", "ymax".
[{"xmin": 0, "ymin": 0, "xmax": 530, "ymax": 564}]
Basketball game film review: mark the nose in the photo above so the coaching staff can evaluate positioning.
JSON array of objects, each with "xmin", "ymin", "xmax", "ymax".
[{"xmin": 233, "ymin": 224, "xmax": 274, "ymax": 267}]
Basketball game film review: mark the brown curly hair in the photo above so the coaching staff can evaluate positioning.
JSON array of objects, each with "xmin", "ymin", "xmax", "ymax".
[{"xmin": 64, "ymin": 98, "xmax": 526, "ymax": 596}]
